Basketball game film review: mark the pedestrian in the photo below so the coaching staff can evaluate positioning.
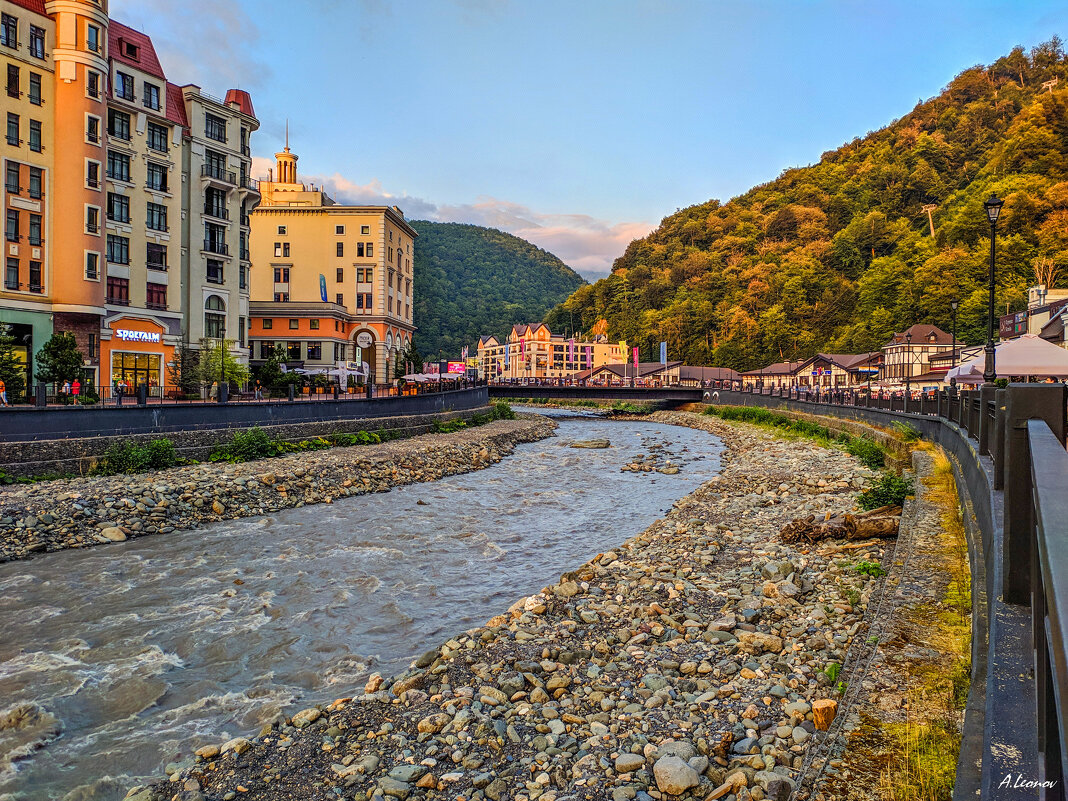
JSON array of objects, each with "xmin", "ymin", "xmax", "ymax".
[
  {"xmin": 253, "ymin": 378, "xmax": 263, "ymax": 400},
  {"xmin": 0, "ymin": 377, "xmax": 7, "ymax": 406},
  {"xmin": 72, "ymin": 379, "xmax": 81, "ymax": 400},
  {"xmin": 62, "ymin": 380, "xmax": 70, "ymax": 397},
  {"xmin": 210, "ymin": 381, "xmax": 218, "ymax": 400}
]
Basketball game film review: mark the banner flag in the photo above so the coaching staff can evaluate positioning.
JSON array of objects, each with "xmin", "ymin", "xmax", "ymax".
[
  {"xmin": 660, "ymin": 341, "xmax": 667, "ymax": 364},
  {"xmin": 504, "ymin": 345, "xmax": 510, "ymax": 368},
  {"xmin": 585, "ymin": 345, "xmax": 592, "ymax": 369},
  {"xmin": 520, "ymin": 338, "xmax": 526, "ymax": 357},
  {"xmin": 633, "ymin": 346, "xmax": 639, "ymax": 373},
  {"xmin": 568, "ymin": 338, "xmax": 575, "ymax": 365},
  {"xmin": 319, "ymin": 275, "xmax": 328, "ymax": 302}
]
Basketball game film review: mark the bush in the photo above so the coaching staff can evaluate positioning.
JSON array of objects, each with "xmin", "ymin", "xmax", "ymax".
[
  {"xmin": 846, "ymin": 436, "xmax": 887, "ymax": 469},
  {"xmin": 492, "ymin": 401, "xmax": 516, "ymax": 420},
  {"xmin": 892, "ymin": 422, "xmax": 921, "ymax": 443},
  {"xmin": 854, "ymin": 560, "xmax": 887, "ymax": 578},
  {"xmin": 98, "ymin": 438, "xmax": 179, "ymax": 474},
  {"xmin": 209, "ymin": 427, "xmax": 283, "ymax": 463},
  {"xmin": 858, "ymin": 473, "xmax": 914, "ymax": 510}
]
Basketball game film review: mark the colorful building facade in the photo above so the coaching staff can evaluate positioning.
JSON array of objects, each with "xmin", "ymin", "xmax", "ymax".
[{"xmin": 476, "ymin": 323, "xmax": 626, "ymax": 381}]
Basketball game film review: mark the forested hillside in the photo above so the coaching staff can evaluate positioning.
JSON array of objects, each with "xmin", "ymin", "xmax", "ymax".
[
  {"xmin": 411, "ymin": 221, "xmax": 586, "ymax": 358},
  {"xmin": 545, "ymin": 38, "xmax": 1068, "ymax": 370}
]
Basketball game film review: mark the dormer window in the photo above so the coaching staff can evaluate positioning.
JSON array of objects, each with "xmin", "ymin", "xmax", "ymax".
[{"xmin": 122, "ymin": 40, "xmax": 139, "ymax": 59}]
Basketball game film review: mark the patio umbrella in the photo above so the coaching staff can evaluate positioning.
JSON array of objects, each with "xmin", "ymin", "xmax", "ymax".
[{"xmin": 947, "ymin": 335, "xmax": 1068, "ymax": 381}]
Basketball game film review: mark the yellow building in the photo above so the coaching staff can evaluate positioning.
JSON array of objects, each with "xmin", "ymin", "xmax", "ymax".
[
  {"xmin": 249, "ymin": 140, "xmax": 416, "ymax": 383},
  {"xmin": 477, "ymin": 323, "xmax": 625, "ymax": 381}
]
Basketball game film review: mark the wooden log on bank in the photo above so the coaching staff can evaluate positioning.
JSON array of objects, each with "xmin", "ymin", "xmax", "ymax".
[{"xmin": 780, "ymin": 506, "xmax": 902, "ymax": 543}]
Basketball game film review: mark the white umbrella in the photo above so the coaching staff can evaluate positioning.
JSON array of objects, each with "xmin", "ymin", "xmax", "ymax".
[{"xmin": 947, "ymin": 335, "xmax": 1068, "ymax": 381}]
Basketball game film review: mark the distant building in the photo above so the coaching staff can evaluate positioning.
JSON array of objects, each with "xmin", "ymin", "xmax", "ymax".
[
  {"xmin": 999, "ymin": 286, "xmax": 1068, "ymax": 341},
  {"xmin": 248, "ymin": 140, "xmax": 416, "ymax": 383},
  {"xmin": 881, "ymin": 324, "xmax": 956, "ymax": 386},
  {"xmin": 477, "ymin": 323, "xmax": 625, "ymax": 381},
  {"xmin": 571, "ymin": 361, "xmax": 683, "ymax": 386},
  {"xmin": 741, "ymin": 353, "xmax": 881, "ymax": 389}
]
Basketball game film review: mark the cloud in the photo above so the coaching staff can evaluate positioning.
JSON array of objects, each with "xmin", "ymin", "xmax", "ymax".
[
  {"xmin": 108, "ymin": 0, "xmax": 268, "ymax": 91},
  {"xmin": 302, "ymin": 172, "xmax": 650, "ymax": 281}
]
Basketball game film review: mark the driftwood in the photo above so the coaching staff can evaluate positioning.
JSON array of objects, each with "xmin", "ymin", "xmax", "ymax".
[{"xmin": 781, "ymin": 505, "xmax": 902, "ymax": 543}]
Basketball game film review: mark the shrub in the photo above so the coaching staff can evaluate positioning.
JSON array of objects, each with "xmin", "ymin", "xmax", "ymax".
[
  {"xmin": 492, "ymin": 401, "xmax": 516, "ymax": 420},
  {"xmin": 892, "ymin": 421, "xmax": 921, "ymax": 443},
  {"xmin": 846, "ymin": 436, "xmax": 887, "ymax": 469},
  {"xmin": 854, "ymin": 560, "xmax": 887, "ymax": 578},
  {"xmin": 209, "ymin": 427, "xmax": 283, "ymax": 463},
  {"xmin": 98, "ymin": 438, "xmax": 179, "ymax": 473},
  {"xmin": 858, "ymin": 473, "xmax": 914, "ymax": 510}
]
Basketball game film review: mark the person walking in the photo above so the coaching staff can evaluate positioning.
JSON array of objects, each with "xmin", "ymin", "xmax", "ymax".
[
  {"xmin": 253, "ymin": 378, "xmax": 263, "ymax": 400},
  {"xmin": 0, "ymin": 378, "xmax": 7, "ymax": 406},
  {"xmin": 210, "ymin": 381, "xmax": 218, "ymax": 400},
  {"xmin": 72, "ymin": 379, "xmax": 81, "ymax": 402},
  {"xmin": 62, "ymin": 380, "xmax": 71, "ymax": 399}
]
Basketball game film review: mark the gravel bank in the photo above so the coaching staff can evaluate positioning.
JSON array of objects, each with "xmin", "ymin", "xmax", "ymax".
[
  {"xmin": 131, "ymin": 410, "xmax": 900, "ymax": 801},
  {"xmin": 0, "ymin": 415, "xmax": 557, "ymax": 564}
]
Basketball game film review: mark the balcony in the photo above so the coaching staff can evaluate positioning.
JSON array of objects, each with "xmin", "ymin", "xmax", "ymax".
[
  {"xmin": 86, "ymin": 223, "xmax": 99, "ymax": 234},
  {"xmin": 106, "ymin": 296, "xmax": 130, "ymax": 306},
  {"xmin": 238, "ymin": 176, "xmax": 259, "ymax": 198},
  {"xmin": 241, "ymin": 144, "xmax": 251, "ymax": 157},
  {"xmin": 203, "ymin": 206, "xmax": 229, "ymax": 221},
  {"xmin": 240, "ymin": 248, "xmax": 250, "ymax": 261},
  {"xmin": 29, "ymin": 284, "xmax": 42, "ymax": 294},
  {"xmin": 146, "ymin": 259, "xmax": 167, "ymax": 271},
  {"xmin": 240, "ymin": 214, "xmax": 250, "ymax": 227},
  {"xmin": 146, "ymin": 301, "xmax": 167, "ymax": 311},
  {"xmin": 203, "ymin": 240, "xmax": 229, "ymax": 256},
  {"xmin": 201, "ymin": 164, "xmax": 236, "ymax": 184}
]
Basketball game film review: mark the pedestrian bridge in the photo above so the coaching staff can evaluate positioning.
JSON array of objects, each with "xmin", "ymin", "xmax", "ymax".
[{"xmin": 487, "ymin": 384, "xmax": 706, "ymax": 404}]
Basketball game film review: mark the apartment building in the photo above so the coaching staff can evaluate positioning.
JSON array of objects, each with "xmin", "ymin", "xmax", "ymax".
[
  {"xmin": 476, "ymin": 323, "xmax": 626, "ymax": 381},
  {"xmin": 248, "ymin": 141, "xmax": 416, "ymax": 384},
  {"xmin": 0, "ymin": 0, "xmax": 259, "ymax": 393}
]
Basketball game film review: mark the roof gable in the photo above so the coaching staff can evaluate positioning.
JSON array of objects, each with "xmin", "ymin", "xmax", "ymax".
[{"xmin": 109, "ymin": 21, "xmax": 166, "ymax": 81}]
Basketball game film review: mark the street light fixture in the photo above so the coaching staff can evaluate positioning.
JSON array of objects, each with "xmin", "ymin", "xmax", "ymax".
[
  {"xmin": 983, "ymin": 194, "xmax": 1004, "ymax": 384},
  {"xmin": 904, "ymin": 331, "xmax": 913, "ymax": 398},
  {"xmin": 950, "ymin": 299, "xmax": 959, "ymax": 367}
]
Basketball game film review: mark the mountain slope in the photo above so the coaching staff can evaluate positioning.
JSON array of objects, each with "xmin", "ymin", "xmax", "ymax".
[
  {"xmin": 411, "ymin": 221, "xmax": 586, "ymax": 358},
  {"xmin": 544, "ymin": 37, "xmax": 1068, "ymax": 371}
]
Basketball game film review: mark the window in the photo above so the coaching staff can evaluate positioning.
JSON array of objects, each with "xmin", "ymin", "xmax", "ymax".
[
  {"xmin": 388, "ymin": 297, "xmax": 393, "ymax": 313},
  {"xmin": 5, "ymin": 209, "xmax": 18, "ymax": 241},
  {"xmin": 29, "ymin": 26, "xmax": 44, "ymax": 59},
  {"xmin": 355, "ymin": 293, "xmax": 372, "ymax": 311},
  {"xmin": 277, "ymin": 225, "xmax": 286, "ymax": 235},
  {"xmin": 307, "ymin": 342, "xmax": 322, "ymax": 360},
  {"xmin": 287, "ymin": 342, "xmax": 301, "ymax": 360},
  {"xmin": 260, "ymin": 341, "xmax": 274, "ymax": 359},
  {"xmin": 6, "ymin": 113, "xmax": 18, "ymax": 146},
  {"xmin": 274, "ymin": 242, "xmax": 290, "ymax": 258},
  {"xmin": 28, "ymin": 72, "xmax": 40, "ymax": 105},
  {"xmin": 86, "ymin": 115, "xmax": 100, "ymax": 143},
  {"xmin": 336, "ymin": 268, "xmax": 344, "ymax": 282},
  {"xmin": 6, "ymin": 64, "xmax": 17, "ymax": 98},
  {"xmin": 86, "ymin": 160, "xmax": 99, "ymax": 189},
  {"xmin": 273, "ymin": 267, "xmax": 289, "ymax": 283},
  {"xmin": 143, "ymin": 82, "xmax": 160, "ymax": 110},
  {"xmin": 204, "ymin": 186, "xmax": 227, "ymax": 218},
  {"xmin": 0, "ymin": 14, "xmax": 15, "ymax": 49},
  {"xmin": 106, "ymin": 234, "xmax": 129, "ymax": 264},
  {"xmin": 206, "ymin": 258, "xmax": 223, "ymax": 283},
  {"xmin": 262, "ymin": 319, "xmax": 273, "ymax": 330},
  {"xmin": 273, "ymin": 292, "xmax": 289, "ymax": 302},
  {"xmin": 122, "ymin": 41, "xmax": 139, "ymax": 59},
  {"xmin": 366, "ymin": 243, "xmax": 373, "ymax": 258},
  {"xmin": 5, "ymin": 257, "xmax": 17, "ymax": 290},
  {"xmin": 28, "ymin": 214, "xmax": 41, "ymax": 245},
  {"xmin": 86, "ymin": 70, "xmax": 100, "ymax": 99},
  {"xmin": 204, "ymin": 295, "xmax": 226, "ymax": 338},
  {"xmin": 88, "ymin": 333, "xmax": 97, "ymax": 358},
  {"xmin": 147, "ymin": 242, "xmax": 166, "ymax": 270},
  {"xmin": 115, "ymin": 71, "xmax": 134, "ymax": 101},
  {"xmin": 146, "ymin": 202, "xmax": 167, "ymax": 232},
  {"xmin": 336, "ymin": 242, "xmax": 344, "ymax": 257},
  {"xmin": 336, "ymin": 293, "xmax": 344, "ymax": 306},
  {"xmin": 204, "ymin": 223, "xmax": 226, "ymax": 254},
  {"xmin": 4, "ymin": 161, "xmax": 17, "ymax": 193},
  {"xmin": 146, "ymin": 162, "xmax": 167, "ymax": 191},
  {"xmin": 108, "ymin": 110, "xmax": 130, "ymax": 140},
  {"xmin": 288, "ymin": 318, "xmax": 298, "ymax": 330},
  {"xmin": 28, "ymin": 167, "xmax": 40, "ymax": 199},
  {"xmin": 205, "ymin": 113, "xmax": 226, "ymax": 142},
  {"xmin": 85, "ymin": 252, "xmax": 99, "ymax": 280},
  {"xmin": 106, "ymin": 276, "xmax": 129, "ymax": 305},
  {"xmin": 239, "ymin": 264, "xmax": 247, "ymax": 290},
  {"xmin": 238, "ymin": 316, "xmax": 246, "ymax": 347},
  {"xmin": 146, "ymin": 282, "xmax": 166, "ymax": 310},
  {"xmin": 357, "ymin": 267, "xmax": 373, "ymax": 283},
  {"xmin": 361, "ymin": 225, "xmax": 369, "ymax": 235},
  {"xmin": 107, "ymin": 192, "xmax": 129, "ymax": 222},
  {"xmin": 107, "ymin": 151, "xmax": 130, "ymax": 182},
  {"xmin": 147, "ymin": 122, "xmax": 168, "ymax": 152},
  {"xmin": 86, "ymin": 24, "xmax": 100, "ymax": 53},
  {"xmin": 389, "ymin": 230, "xmax": 393, "ymax": 241},
  {"xmin": 28, "ymin": 120, "xmax": 41, "ymax": 152},
  {"xmin": 388, "ymin": 247, "xmax": 393, "ymax": 262},
  {"xmin": 309, "ymin": 319, "xmax": 319, "ymax": 330}
]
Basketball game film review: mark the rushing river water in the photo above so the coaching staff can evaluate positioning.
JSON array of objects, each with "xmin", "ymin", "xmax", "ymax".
[{"xmin": 0, "ymin": 413, "xmax": 722, "ymax": 801}]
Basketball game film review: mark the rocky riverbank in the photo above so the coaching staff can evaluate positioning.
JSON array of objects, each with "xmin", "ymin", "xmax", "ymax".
[
  {"xmin": 131, "ymin": 410, "xmax": 902, "ymax": 801},
  {"xmin": 0, "ymin": 416, "xmax": 557, "ymax": 564}
]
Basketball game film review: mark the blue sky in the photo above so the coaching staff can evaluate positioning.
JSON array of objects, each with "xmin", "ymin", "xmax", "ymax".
[{"xmin": 112, "ymin": 0, "xmax": 1067, "ymax": 280}]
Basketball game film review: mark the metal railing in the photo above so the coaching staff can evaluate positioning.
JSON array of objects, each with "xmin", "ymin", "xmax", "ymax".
[{"xmin": 201, "ymin": 164, "xmax": 237, "ymax": 184}]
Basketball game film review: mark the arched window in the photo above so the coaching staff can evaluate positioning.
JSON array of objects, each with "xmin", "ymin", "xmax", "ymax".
[{"xmin": 205, "ymin": 295, "xmax": 226, "ymax": 339}]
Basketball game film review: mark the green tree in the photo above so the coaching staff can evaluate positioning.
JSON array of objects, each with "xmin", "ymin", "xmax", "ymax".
[
  {"xmin": 167, "ymin": 338, "xmax": 200, "ymax": 393},
  {"xmin": 255, "ymin": 344, "xmax": 290, "ymax": 390},
  {"xmin": 197, "ymin": 338, "xmax": 250, "ymax": 387},
  {"xmin": 35, "ymin": 332, "xmax": 84, "ymax": 385},
  {"xmin": 0, "ymin": 325, "xmax": 26, "ymax": 402},
  {"xmin": 394, "ymin": 339, "xmax": 424, "ymax": 378}
]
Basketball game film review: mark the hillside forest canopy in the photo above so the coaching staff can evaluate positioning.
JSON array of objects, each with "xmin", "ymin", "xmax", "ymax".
[
  {"xmin": 544, "ymin": 38, "xmax": 1068, "ymax": 371},
  {"xmin": 410, "ymin": 221, "xmax": 586, "ymax": 359}
]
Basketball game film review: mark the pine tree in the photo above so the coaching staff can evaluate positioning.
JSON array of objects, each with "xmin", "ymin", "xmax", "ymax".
[
  {"xmin": 0, "ymin": 325, "xmax": 27, "ymax": 402},
  {"xmin": 35, "ymin": 332, "xmax": 84, "ymax": 385}
]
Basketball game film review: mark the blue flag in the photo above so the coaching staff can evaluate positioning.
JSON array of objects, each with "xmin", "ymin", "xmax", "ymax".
[
  {"xmin": 660, "ymin": 341, "xmax": 667, "ymax": 364},
  {"xmin": 320, "ymin": 275, "xmax": 328, "ymax": 302}
]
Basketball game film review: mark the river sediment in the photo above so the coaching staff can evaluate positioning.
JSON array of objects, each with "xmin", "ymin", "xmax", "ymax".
[
  {"xmin": 132, "ymin": 410, "xmax": 897, "ymax": 801},
  {"xmin": 0, "ymin": 415, "xmax": 557, "ymax": 564}
]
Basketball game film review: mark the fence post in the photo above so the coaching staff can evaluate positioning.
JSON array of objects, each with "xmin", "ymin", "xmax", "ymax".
[
  {"xmin": 993, "ymin": 388, "xmax": 1008, "ymax": 490},
  {"xmin": 218, "ymin": 383, "xmax": 228, "ymax": 404},
  {"xmin": 978, "ymin": 384, "xmax": 997, "ymax": 455},
  {"xmin": 137, "ymin": 383, "xmax": 147, "ymax": 407},
  {"xmin": 35, "ymin": 383, "xmax": 47, "ymax": 407},
  {"xmin": 288, "ymin": 384, "xmax": 295, "ymax": 402},
  {"xmin": 1002, "ymin": 384, "xmax": 1068, "ymax": 604}
]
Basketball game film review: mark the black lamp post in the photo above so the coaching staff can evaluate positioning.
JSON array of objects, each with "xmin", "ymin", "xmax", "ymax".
[
  {"xmin": 983, "ymin": 194, "xmax": 1004, "ymax": 383},
  {"xmin": 950, "ymin": 299, "xmax": 959, "ymax": 367},
  {"xmin": 904, "ymin": 331, "xmax": 913, "ymax": 398}
]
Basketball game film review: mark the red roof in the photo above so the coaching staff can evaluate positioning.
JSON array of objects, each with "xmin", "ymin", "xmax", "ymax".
[
  {"xmin": 165, "ymin": 82, "xmax": 188, "ymax": 128},
  {"xmin": 108, "ymin": 21, "xmax": 166, "ymax": 81},
  {"xmin": 8, "ymin": 0, "xmax": 47, "ymax": 15},
  {"xmin": 225, "ymin": 89, "xmax": 255, "ymax": 118}
]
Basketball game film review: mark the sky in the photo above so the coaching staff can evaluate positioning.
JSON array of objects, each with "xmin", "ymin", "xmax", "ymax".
[{"xmin": 111, "ymin": 0, "xmax": 1067, "ymax": 282}]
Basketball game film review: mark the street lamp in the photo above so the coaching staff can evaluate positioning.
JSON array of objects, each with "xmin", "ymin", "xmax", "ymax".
[
  {"xmin": 950, "ymin": 299, "xmax": 959, "ymax": 367},
  {"xmin": 904, "ymin": 331, "xmax": 913, "ymax": 398},
  {"xmin": 983, "ymin": 194, "xmax": 1004, "ymax": 384}
]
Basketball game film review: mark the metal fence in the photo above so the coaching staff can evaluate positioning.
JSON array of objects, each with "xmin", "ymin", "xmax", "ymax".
[{"xmin": 710, "ymin": 382, "xmax": 1068, "ymax": 799}]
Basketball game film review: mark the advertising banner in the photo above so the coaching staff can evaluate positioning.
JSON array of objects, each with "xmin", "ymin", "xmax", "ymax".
[
  {"xmin": 447, "ymin": 361, "xmax": 466, "ymax": 374},
  {"xmin": 633, "ymin": 346, "xmax": 639, "ymax": 373},
  {"xmin": 319, "ymin": 275, "xmax": 328, "ymax": 302},
  {"xmin": 660, "ymin": 341, "xmax": 667, "ymax": 364}
]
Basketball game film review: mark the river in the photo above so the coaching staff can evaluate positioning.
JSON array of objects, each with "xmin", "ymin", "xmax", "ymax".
[{"xmin": 0, "ymin": 412, "xmax": 722, "ymax": 800}]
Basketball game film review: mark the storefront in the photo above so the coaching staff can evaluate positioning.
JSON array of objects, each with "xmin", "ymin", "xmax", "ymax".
[{"xmin": 101, "ymin": 317, "xmax": 175, "ymax": 391}]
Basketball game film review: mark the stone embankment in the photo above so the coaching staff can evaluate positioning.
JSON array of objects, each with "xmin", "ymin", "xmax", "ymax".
[
  {"xmin": 0, "ymin": 416, "xmax": 557, "ymax": 564},
  {"xmin": 134, "ymin": 410, "xmax": 901, "ymax": 801}
]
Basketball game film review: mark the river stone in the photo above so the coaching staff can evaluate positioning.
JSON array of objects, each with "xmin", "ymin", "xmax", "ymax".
[
  {"xmin": 615, "ymin": 753, "xmax": 646, "ymax": 773},
  {"xmin": 220, "ymin": 737, "xmax": 250, "ymax": 755},
  {"xmin": 417, "ymin": 713, "xmax": 450, "ymax": 734},
  {"xmin": 378, "ymin": 777, "xmax": 411, "ymax": 799},
  {"xmin": 555, "ymin": 580, "xmax": 580, "ymax": 597},
  {"xmin": 485, "ymin": 778, "xmax": 509, "ymax": 801},
  {"xmin": 737, "ymin": 631, "xmax": 784, "ymax": 654},
  {"xmin": 291, "ymin": 708, "xmax": 321, "ymax": 729},
  {"xmin": 653, "ymin": 755, "xmax": 700, "ymax": 795},
  {"xmin": 100, "ymin": 527, "xmax": 126, "ymax": 542},
  {"xmin": 657, "ymin": 740, "xmax": 697, "ymax": 761},
  {"xmin": 571, "ymin": 439, "xmax": 610, "ymax": 449},
  {"xmin": 388, "ymin": 764, "xmax": 427, "ymax": 783}
]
